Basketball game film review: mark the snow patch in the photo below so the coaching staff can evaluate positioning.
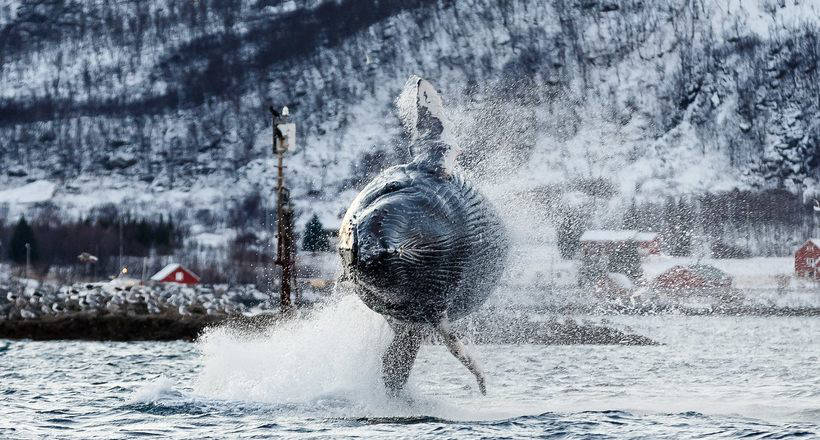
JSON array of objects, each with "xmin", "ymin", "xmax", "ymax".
[{"xmin": 0, "ymin": 180, "xmax": 56, "ymax": 204}]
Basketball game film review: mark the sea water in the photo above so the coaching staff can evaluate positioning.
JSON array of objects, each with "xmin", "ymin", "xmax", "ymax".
[{"xmin": 1, "ymin": 296, "xmax": 818, "ymax": 439}]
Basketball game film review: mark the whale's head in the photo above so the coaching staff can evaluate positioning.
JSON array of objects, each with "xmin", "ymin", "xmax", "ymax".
[{"xmin": 338, "ymin": 167, "xmax": 455, "ymax": 321}]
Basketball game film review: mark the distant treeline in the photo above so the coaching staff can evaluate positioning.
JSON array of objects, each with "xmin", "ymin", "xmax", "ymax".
[
  {"xmin": 0, "ymin": 198, "xmax": 319, "ymax": 288},
  {"xmin": 558, "ymin": 188, "xmax": 816, "ymax": 259},
  {"xmin": 0, "ymin": 191, "xmax": 335, "ymax": 287},
  {"xmin": 0, "ymin": 205, "xmax": 183, "ymax": 277}
]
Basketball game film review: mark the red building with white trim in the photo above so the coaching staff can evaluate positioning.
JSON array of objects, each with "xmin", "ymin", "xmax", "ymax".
[
  {"xmin": 150, "ymin": 263, "xmax": 200, "ymax": 284},
  {"xmin": 794, "ymin": 239, "xmax": 820, "ymax": 278}
]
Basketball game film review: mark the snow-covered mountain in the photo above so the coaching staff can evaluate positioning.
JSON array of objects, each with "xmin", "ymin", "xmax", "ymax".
[{"xmin": 0, "ymin": 0, "xmax": 818, "ymax": 244}]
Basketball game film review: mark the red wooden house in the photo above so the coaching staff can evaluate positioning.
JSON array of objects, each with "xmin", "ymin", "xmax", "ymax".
[
  {"xmin": 150, "ymin": 263, "xmax": 200, "ymax": 284},
  {"xmin": 794, "ymin": 239, "xmax": 820, "ymax": 278}
]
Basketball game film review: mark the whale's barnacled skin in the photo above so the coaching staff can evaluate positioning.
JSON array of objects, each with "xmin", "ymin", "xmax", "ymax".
[{"xmin": 339, "ymin": 141, "xmax": 508, "ymax": 323}]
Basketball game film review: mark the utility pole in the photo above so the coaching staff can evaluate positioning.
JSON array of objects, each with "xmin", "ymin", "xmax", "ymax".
[
  {"xmin": 270, "ymin": 106, "xmax": 297, "ymax": 313},
  {"xmin": 118, "ymin": 220, "xmax": 123, "ymax": 272},
  {"xmin": 24, "ymin": 242, "xmax": 30, "ymax": 279}
]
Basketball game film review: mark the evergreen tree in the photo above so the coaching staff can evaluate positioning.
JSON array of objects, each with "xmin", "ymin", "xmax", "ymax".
[
  {"xmin": 622, "ymin": 200, "xmax": 640, "ymax": 230},
  {"xmin": 557, "ymin": 211, "xmax": 585, "ymax": 259},
  {"xmin": 135, "ymin": 219, "xmax": 152, "ymax": 248},
  {"xmin": 9, "ymin": 216, "xmax": 38, "ymax": 265},
  {"xmin": 663, "ymin": 196, "xmax": 689, "ymax": 256},
  {"xmin": 662, "ymin": 196, "xmax": 677, "ymax": 239},
  {"xmin": 672, "ymin": 198, "xmax": 694, "ymax": 256},
  {"xmin": 302, "ymin": 214, "xmax": 330, "ymax": 252}
]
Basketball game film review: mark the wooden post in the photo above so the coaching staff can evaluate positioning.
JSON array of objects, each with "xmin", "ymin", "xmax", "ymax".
[{"xmin": 270, "ymin": 107, "xmax": 296, "ymax": 312}]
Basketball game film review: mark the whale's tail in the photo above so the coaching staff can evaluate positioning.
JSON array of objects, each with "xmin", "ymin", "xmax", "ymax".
[{"xmin": 396, "ymin": 75, "xmax": 459, "ymax": 173}]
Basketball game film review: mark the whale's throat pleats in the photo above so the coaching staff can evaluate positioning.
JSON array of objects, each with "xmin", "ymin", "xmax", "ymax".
[{"xmin": 345, "ymin": 167, "xmax": 508, "ymax": 323}]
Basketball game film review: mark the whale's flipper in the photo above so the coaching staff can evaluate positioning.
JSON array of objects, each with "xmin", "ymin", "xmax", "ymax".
[
  {"xmin": 381, "ymin": 318, "xmax": 486, "ymax": 396},
  {"xmin": 436, "ymin": 318, "xmax": 486, "ymax": 395},
  {"xmin": 396, "ymin": 75, "xmax": 459, "ymax": 173},
  {"xmin": 382, "ymin": 320, "xmax": 423, "ymax": 395}
]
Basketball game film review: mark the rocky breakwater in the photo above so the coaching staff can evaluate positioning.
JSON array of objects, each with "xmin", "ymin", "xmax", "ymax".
[{"xmin": 0, "ymin": 279, "xmax": 277, "ymax": 340}]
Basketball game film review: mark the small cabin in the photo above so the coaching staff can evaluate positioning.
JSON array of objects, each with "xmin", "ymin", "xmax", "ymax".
[
  {"xmin": 795, "ymin": 239, "xmax": 820, "ymax": 278},
  {"xmin": 653, "ymin": 264, "xmax": 732, "ymax": 290},
  {"xmin": 150, "ymin": 263, "xmax": 200, "ymax": 285}
]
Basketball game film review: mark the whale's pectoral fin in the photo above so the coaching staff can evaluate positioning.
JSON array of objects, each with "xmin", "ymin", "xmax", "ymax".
[
  {"xmin": 382, "ymin": 320, "xmax": 423, "ymax": 396},
  {"xmin": 436, "ymin": 318, "xmax": 486, "ymax": 395}
]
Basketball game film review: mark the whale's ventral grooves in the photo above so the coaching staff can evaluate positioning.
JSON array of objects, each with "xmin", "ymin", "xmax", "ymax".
[{"xmin": 339, "ymin": 144, "xmax": 507, "ymax": 323}]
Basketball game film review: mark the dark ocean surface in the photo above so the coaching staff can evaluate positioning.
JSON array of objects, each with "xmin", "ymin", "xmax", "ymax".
[{"xmin": 2, "ymin": 297, "xmax": 818, "ymax": 439}]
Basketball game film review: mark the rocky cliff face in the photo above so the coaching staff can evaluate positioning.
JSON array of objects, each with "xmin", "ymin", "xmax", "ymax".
[{"xmin": 0, "ymin": 0, "xmax": 817, "ymax": 239}]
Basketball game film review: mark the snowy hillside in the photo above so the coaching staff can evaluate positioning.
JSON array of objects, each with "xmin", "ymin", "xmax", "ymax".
[{"xmin": 0, "ymin": 0, "xmax": 818, "ymax": 244}]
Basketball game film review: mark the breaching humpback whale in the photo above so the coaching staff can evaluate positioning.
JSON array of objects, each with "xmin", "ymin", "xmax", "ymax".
[{"xmin": 338, "ymin": 76, "xmax": 509, "ymax": 394}]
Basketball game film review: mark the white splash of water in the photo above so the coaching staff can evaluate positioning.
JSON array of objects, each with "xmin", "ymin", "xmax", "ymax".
[
  {"xmin": 189, "ymin": 294, "xmax": 509, "ymax": 420},
  {"xmin": 193, "ymin": 295, "xmax": 393, "ymax": 405},
  {"xmin": 128, "ymin": 376, "xmax": 180, "ymax": 403}
]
